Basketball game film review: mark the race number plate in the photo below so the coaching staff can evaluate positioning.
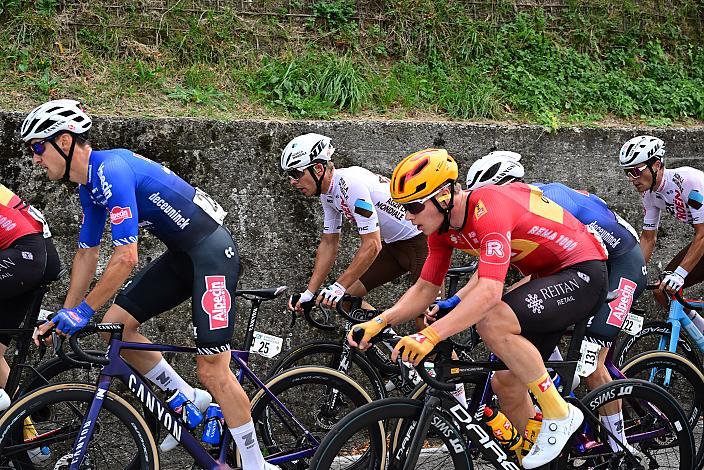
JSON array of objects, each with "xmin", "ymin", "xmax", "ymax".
[
  {"xmin": 250, "ymin": 331, "xmax": 283, "ymax": 359},
  {"xmin": 576, "ymin": 340, "xmax": 601, "ymax": 377},
  {"xmin": 622, "ymin": 313, "xmax": 644, "ymax": 336},
  {"xmin": 193, "ymin": 188, "xmax": 227, "ymax": 225}
]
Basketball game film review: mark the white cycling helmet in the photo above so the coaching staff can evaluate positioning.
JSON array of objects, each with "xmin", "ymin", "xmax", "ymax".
[
  {"xmin": 280, "ymin": 133, "xmax": 335, "ymax": 171},
  {"xmin": 618, "ymin": 135, "xmax": 665, "ymax": 168},
  {"xmin": 20, "ymin": 99, "xmax": 92, "ymax": 142},
  {"xmin": 466, "ymin": 151, "xmax": 525, "ymax": 190}
]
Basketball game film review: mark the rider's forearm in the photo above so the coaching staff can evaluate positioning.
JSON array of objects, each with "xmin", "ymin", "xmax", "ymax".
[
  {"xmin": 677, "ymin": 231, "xmax": 704, "ymax": 273},
  {"xmin": 64, "ymin": 247, "xmax": 100, "ymax": 308},
  {"xmin": 336, "ymin": 234, "xmax": 381, "ymax": 288},
  {"xmin": 383, "ymin": 279, "xmax": 440, "ymax": 326},
  {"xmin": 307, "ymin": 234, "xmax": 340, "ymax": 292},
  {"xmin": 84, "ymin": 246, "xmax": 138, "ymax": 311},
  {"xmin": 640, "ymin": 230, "xmax": 657, "ymax": 263}
]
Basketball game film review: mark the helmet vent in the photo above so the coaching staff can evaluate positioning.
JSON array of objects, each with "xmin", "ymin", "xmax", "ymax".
[{"xmin": 480, "ymin": 162, "xmax": 501, "ymax": 182}]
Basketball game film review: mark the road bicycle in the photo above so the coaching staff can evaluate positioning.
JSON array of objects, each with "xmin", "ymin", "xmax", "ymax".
[
  {"xmin": 310, "ymin": 294, "xmax": 696, "ymax": 469},
  {"xmin": 0, "ymin": 286, "xmax": 376, "ymax": 470}
]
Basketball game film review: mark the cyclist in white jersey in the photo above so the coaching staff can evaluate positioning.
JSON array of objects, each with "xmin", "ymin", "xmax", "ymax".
[
  {"xmin": 619, "ymin": 135, "xmax": 704, "ymax": 304},
  {"xmin": 280, "ymin": 133, "xmax": 427, "ymax": 311}
]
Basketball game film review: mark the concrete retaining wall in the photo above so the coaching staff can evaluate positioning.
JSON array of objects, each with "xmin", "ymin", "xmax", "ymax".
[{"xmin": 2, "ymin": 112, "xmax": 703, "ymax": 384}]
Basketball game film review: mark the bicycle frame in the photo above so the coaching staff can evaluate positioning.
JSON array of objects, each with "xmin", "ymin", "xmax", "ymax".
[
  {"xmin": 657, "ymin": 295, "xmax": 704, "ymax": 384},
  {"xmin": 68, "ymin": 335, "xmax": 319, "ymax": 469}
]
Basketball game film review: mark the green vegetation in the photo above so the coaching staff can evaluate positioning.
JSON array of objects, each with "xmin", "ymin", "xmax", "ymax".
[{"xmin": 0, "ymin": 0, "xmax": 702, "ymax": 127}]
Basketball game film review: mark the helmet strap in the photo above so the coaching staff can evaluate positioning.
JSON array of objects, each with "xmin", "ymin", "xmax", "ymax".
[
  {"xmin": 48, "ymin": 133, "xmax": 76, "ymax": 182},
  {"xmin": 648, "ymin": 161, "xmax": 660, "ymax": 192},
  {"xmin": 308, "ymin": 163, "xmax": 327, "ymax": 196},
  {"xmin": 431, "ymin": 183, "xmax": 455, "ymax": 234}
]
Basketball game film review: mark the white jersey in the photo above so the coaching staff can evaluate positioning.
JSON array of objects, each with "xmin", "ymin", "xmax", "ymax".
[
  {"xmin": 321, "ymin": 166, "xmax": 420, "ymax": 243},
  {"xmin": 642, "ymin": 167, "xmax": 704, "ymax": 230}
]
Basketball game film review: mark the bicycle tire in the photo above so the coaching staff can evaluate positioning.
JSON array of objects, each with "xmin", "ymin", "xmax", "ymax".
[
  {"xmin": 565, "ymin": 378, "xmax": 694, "ymax": 469},
  {"xmin": 611, "ymin": 320, "xmax": 702, "ymax": 369},
  {"xmin": 309, "ymin": 397, "xmax": 472, "ymax": 470},
  {"xmin": 265, "ymin": 339, "xmax": 387, "ymax": 400},
  {"xmin": 621, "ymin": 351, "xmax": 704, "ymax": 469},
  {"xmin": 0, "ymin": 382, "xmax": 158, "ymax": 470},
  {"xmin": 238, "ymin": 366, "xmax": 378, "ymax": 470}
]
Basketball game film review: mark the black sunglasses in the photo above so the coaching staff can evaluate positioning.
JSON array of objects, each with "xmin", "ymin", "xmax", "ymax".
[
  {"xmin": 287, "ymin": 168, "xmax": 306, "ymax": 180},
  {"xmin": 402, "ymin": 201, "xmax": 426, "ymax": 214},
  {"xmin": 27, "ymin": 135, "xmax": 57, "ymax": 156}
]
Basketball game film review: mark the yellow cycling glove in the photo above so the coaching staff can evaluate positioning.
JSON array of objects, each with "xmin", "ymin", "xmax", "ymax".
[
  {"xmin": 394, "ymin": 326, "xmax": 441, "ymax": 365},
  {"xmin": 349, "ymin": 314, "xmax": 387, "ymax": 345}
]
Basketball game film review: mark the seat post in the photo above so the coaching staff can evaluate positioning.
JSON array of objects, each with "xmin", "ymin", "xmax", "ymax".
[{"xmin": 242, "ymin": 299, "xmax": 263, "ymax": 352}]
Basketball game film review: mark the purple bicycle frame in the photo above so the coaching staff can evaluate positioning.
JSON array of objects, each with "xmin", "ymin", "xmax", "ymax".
[{"xmin": 68, "ymin": 338, "xmax": 318, "ymax": 470}]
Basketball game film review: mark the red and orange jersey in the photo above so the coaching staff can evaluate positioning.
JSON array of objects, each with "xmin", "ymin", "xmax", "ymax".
[
  {"xmin": 0, "ymin": 184, "xmax": 44, "ymax": 249},
  {"xmin": 420, "ymin": 183, "xmax": 607, "ymax": 285}
]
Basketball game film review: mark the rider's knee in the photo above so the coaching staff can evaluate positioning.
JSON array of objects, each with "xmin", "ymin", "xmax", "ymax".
[
  {"xmin": 196, "ymin": 353, "xmax": 229, "ymax": 388},
  {"xmin": 492, "ymin": 370, "xmax": 521, "ymax": 395}
]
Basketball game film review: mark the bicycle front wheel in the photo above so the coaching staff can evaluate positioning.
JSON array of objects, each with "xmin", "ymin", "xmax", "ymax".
[
  {"xmin": 310, "ymin": 398, "xmax": 472, "ymax": 470},
  {"xmin": 611, "ymin": 320, "xmax": 702, "ymax": 368},
  {"xmin": 621, "ymin": 351, "xmax": 704, "ymax": 468},
  {"xmin": 246, "ymin": 366, "xmax": 378, "ymax": 470},
  {"xmin": 566, "ymin": 379, "xmax": 694, "ymax": 469},
  {"xmin": 0, "ymin": 383, "xmax": 158, "ymax": 470}
]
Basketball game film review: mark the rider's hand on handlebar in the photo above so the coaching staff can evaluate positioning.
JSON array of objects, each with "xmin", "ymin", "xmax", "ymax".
[
  {"xmin": 660, "ymin": 269, "xmax": 687, "ymax": 295},
  {"xmin": 318, "ymin": 282, "xmax": 346, "ymax": 309},
  {"xmin": 347, "ymin": 314, "xmax": 387, "ymax": 350},
  {"xmin": 289, "ymin": 290, "xmax": 314, "ymax": 314},
  {"xmin": 34, "ymin": 319, "xmax": 55, "ymax": 346},
  {"xmin": 425, "ymin": 295, "xmax": 460, "ymax": 325},
  {"xmin": 391, "ymin": 326, "xmax": 441, "ymax": 365}
]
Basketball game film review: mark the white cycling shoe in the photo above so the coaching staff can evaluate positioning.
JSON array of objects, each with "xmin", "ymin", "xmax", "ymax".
[
  {"xmin": 263, "ymin": 463, "xmax": 281, "ymax": 470},
  {"xmin": 522, "ymin": 403, "xmax": 583, "ymax": 469},
  {"xmin": 160, "ymin": 388, "xmax": 212, "ymax": 452}
]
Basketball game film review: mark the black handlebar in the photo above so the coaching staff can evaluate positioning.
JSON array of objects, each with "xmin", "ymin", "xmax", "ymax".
[
  {"xmin": 646, "ymin": 283, "xmax": 702, "ymax": 312},
  {"xmin": 350, "ymin": 328, "xmax": 456, "ymax": 391}
]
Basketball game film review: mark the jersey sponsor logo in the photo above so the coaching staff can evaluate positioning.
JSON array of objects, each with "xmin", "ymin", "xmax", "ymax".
[
  {"xmin": 527, "ymin": 225, "xmax": 558, "ymax": 240},
  {"xmin": 585, "ymin": 221, "xmax": 621, "ymax": 249},
  {"xmin": 474, "ymin": 200, "xmax": 488, "ymax": 220},
  {"xmin": 97, "ymin": 163, "xmax": 113, "ymax": 201},
  {"xmin": 375, "ymin": 197, "xmax": 406, "ymax": 221},
  {"xmin": 0, "ymin": 215, "xmax": 17, "ymax": 232},
  {"xmin": 148, "ymin": 192, "xmax": 191, "ymax": 229},
  {"xmin": 688, "ymin": 189, "xmax": 703, "ymax": 210},
  {"xmin": 201, "ymin": 275, "xmax": 231, "ymax": 330},
  {"xmin": 479, "ymin": 233, "xmax": 511, "ymax": 265},
  {"xmin": 673, "ymin": 189, "xmax": 687, "ymax": 221},
  {"xmin": 525, "ymin": 293, "xmax": 544, "ymax": 314},
  {"xmin": 606, "ymin": 277, "xmax": 637, "ymax": 328},
  {"xmin": 109, "ymin": 206, "xmax": 133, "ymax": 225},
  {"xmin": 354, "ymin": 198, "xmax": 374, "ymax": 218}
]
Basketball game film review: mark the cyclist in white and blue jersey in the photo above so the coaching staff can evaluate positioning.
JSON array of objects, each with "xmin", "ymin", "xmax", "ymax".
[
  {"xmin": 24, "ymin": 100, "xmax": 278, "ymax": 469},
  {"xmin": 465, "ymin": 151, "xmax": 647, "ymax": 455}
]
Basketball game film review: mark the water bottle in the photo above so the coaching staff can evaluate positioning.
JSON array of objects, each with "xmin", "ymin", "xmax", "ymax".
[
  {"xmin": 23, "ymin": 417, "xmax": 51, "ymax": 463},
  {"xmin": 481, "ymin": 406, "xmax": 523, "ymax": 451},
  {"xmin": 166, "ymin": 390, "xmax": 204, "ymax": 430},
  {"xmin": 520, "ymin": 412, "xmax": 543, "ymax": 459},
  {"xmin": 201, "ymin": 403, "xmax": 224, "ymax": 445}
]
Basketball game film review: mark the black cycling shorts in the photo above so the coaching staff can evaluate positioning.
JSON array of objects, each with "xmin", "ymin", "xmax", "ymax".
[
  {"xmin": 0, "ymin": 234, "xmax": 61, "ymax": 346},
  {"xmin": 502, "ymin": 259, "xmax": 608, "ymax": 359},
  {"xmin": 585, "ymin": 244, "xmax": 647, "ymax": 346},
  {"xmin": 115, "ymin": 226, "xmax": 240, "ymax": 355}
]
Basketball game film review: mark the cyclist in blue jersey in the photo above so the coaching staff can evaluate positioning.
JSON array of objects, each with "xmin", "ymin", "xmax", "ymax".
[
  {"xmin": 463, "ymin": 151, "xmax": 646, "ymax": 454},
  {"xmin": 24, "ymin": 100, "xmax": 278, "ymax": 469}
]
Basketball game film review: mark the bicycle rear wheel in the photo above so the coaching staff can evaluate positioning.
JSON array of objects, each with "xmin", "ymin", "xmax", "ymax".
[
  {"xmin": 566, "ymin": 379, "xmax": 693, "ymax": 469},
  {"xmin": 0, "ymin": 383, "xmax": 158, "ymax": 470},
  {"xmin": 310, "ymin": 398, "xmax": 472, "ymax": 470},
  {"xmin": 245, "ymin": 366, "xmax": 378, "ymax": 470}
]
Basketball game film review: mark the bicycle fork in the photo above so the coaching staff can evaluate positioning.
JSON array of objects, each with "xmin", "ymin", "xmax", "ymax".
[{"xmin": 68, "ymin": 374, "xmax": 112, "ymax": 470}]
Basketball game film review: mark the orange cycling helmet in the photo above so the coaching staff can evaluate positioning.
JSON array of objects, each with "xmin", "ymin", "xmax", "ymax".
[{"xmin": 390, "ymin": 148, "xmax": 458, "ymax": 203}]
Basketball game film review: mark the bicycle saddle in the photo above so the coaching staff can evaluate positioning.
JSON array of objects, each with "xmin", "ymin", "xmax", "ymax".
[
  {"xmin": 447, "ymin": 262, "xmax": 478, "ymax": 276},
  {"xmin": 235, "ymin": 286, "xmax": 288, "ymax": 300}
]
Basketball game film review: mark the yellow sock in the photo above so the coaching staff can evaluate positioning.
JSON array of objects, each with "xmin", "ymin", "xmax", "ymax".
[{"xmin": 527, "ymin": 372, "xmax": 568, "ymax": 419}]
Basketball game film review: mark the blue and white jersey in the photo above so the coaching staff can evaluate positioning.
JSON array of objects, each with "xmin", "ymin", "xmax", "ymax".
[
  {"xmin": 536, "ymin": 182, "xmax": 638, "ymax": 258},
  {"xmin": 78, "ymin": 149, "xmax": 226, "ymax": 251}
]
